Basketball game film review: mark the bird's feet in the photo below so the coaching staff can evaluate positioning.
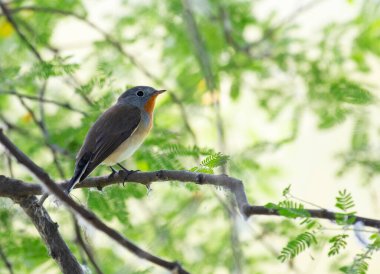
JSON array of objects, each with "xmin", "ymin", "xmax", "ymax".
[
  {"xmin": 117, "ymin": 163, "xmax": 139, "ymax": 186},
  {"xmin": 108, "ymin": 166, "xmax": 117, "ymax": 179},
  {"xmin": 121, "ymin": 169, "xmax": 140, "ymax": 186}
]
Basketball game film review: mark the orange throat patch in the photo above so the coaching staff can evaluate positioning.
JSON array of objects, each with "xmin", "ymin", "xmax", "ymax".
[{"xmin": 144, "ymin": 94, "xmax": 158, "ymax": 116}]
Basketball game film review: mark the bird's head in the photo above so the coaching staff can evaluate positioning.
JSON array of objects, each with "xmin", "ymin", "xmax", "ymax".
[{"xmin": 118, "ymin": 86, "xmax": 166, "ymax": 113}]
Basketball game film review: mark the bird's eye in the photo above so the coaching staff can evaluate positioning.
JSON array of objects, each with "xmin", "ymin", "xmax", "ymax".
[{"xmin": 137, "ymin": 91, "xmax": 144, "ymax": 97}]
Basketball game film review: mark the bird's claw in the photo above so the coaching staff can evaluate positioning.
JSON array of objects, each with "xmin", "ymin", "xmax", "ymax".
[
  {"xmin": 121, "ymin": 169, "xmax": 139, "ymax": 186},
  {"xmin": 108, "ymin": 166, "xmax": 117, "ymax": 179}
]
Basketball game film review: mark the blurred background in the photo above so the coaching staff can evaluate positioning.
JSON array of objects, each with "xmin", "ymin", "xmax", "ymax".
[{"xmin": 1, "ymin": 0, "xmax": 380, "ymax": 273}]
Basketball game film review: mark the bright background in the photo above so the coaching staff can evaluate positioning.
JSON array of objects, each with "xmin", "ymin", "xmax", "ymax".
[{"xmin": 1, "ymin": 0, "xmax": 380, "ymax": 273}]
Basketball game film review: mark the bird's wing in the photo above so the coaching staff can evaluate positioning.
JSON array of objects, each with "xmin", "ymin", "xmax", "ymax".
[{"xmin": 74, "ymin": 103, "xmax": 141, "ymax": 182}]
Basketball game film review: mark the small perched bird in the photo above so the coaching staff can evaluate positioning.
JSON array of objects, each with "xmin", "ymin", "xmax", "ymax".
[{"xmin": 66, "ymin": 86, "xmax": 165, "ymax": 193}]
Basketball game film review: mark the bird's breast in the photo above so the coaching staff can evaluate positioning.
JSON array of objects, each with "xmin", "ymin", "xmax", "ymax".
[{"xmin": 102, "ymin": 118, "xmax": 152, "ymax": 165}]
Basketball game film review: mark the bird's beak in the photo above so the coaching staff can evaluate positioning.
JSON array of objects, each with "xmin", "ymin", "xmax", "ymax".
[{"xmin": 155, "ymin": 89, "xmax": 166, "ymax": 95}]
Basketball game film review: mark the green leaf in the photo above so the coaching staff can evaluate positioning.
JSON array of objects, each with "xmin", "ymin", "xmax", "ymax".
[
  {"xmin": 264, "ymin": 203, "xmax": 278, "ymax": 210},
  {"xmin": 300, "ymin": 218, "xmax": 320, "ymax": 230},
  {"xmin": 201, "ymin": 153, "xmax": 229, "ymax": 168},
  {"xmin": 230, "ymin": 76, "xmax": 241, "ymax": 100},
  {"xmin": 86, "ymin": 184, "xmax": 146, "ymax": 224},
  {"xmin": 335, "ymin": 189, "xmax": 355, "ymax": 212},
  {"xmin": 369, "ymin": 233, "xmax": 380, "ymax": 249},
  {"xmin": 328, "ymin": 234, "xmax": 349, "ymax": 256},
  {"xmin": 318, "ymin": 107, "xmax": 349, "ymax": 129},
  {"xmin": 264, "ymin": 201, "xmax": 310, "ymax": 218},
  {"xmin": 282, "ymin": 185, "xmax": 291, "ymax": 197},
  {"xmin": 351, "ymin": 116, "xmax": 369, "ymax": 150},
  {"xmin": 32, "ymin": 57, "xmax": 79, "ymax": 79},
  {"xmin": 278, "ymin": 232, "xmax": 317, "ymax": 262},
  {"xmin": 330, "ymin": 80, "xmax": 374, "ymax": 105},
  {"xmin": 190, "ymin": 166, "xmax": 214, "ymax": 174},
  {"xmin": 340, "ymin": 251, "xmax": 372, "ymax": 274}
]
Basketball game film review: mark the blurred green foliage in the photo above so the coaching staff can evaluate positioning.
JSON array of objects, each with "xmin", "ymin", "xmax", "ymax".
[{"xmin": 1, "ymin": 0, "xmax": 380, "ymax": 273}]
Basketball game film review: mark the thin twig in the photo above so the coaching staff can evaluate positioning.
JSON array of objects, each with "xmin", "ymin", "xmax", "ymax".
[
  {"xmin": 0, "ymin": 8, "xmax": 93, "ymax": 106},
  {"xmin": 288, "ymin": 193, "xmax": 325, "ymax": 210},
  {"xmin": 277, "ymin": 0, "xmax": 327, "ymax": 28},
  {"xmin": 0, "ymin": 90, "xmax": 87, "ymax": 115},
  {"xmin": 18, "ymin": 96, "xmax": 66, "ymax": 178},
  {"xmin": 214, "ymin": 191, "xmax": 243, "ymax": 273},
  {"xmin": 5, "ymin": 153, "xmax": 14, "ymax": 178},
  {"xmin": 0, "ymin": 130, "xmax": 189, "ymax": 274},
  {"xmin": 14, "ymin": 91, "xmax": 75, "ymax": 160},
  {"xmin": 7, "ymin": 5, "xmax": 197, "ymax": 144},
  {"xmin": 73, "ymin": 216, "xmax": 104, "ymax": 274},
  {"xmin": 38, "ymin": 81, "xmax": 48, "ymax": 138},
  {"xmin": 0, "ymin": 2, "xmax": 42, "ymax": 61},
  {"xmin": 37, "ymin": 83, "xmax": 67, "ymax": 178},
  {"xmin": 0, "ymin": 246, "xmax": 14, "ymax": 274},
  {"xmin": 182, "ymin": 0, "xmax": 226, "ymax": 170},
  {"xmin": 218, "ymin": 6, "xmax": 252, "ymax": 55},
  {"xmin": 0, "ymin": 114, "xmax": 28, "ymax": 135},
  {"xmin": 64, "ymin": 75, "xmax": 94, "ymax": 106}
]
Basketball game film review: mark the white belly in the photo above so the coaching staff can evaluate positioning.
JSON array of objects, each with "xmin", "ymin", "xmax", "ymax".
[{"xmin": 102, "ymin": 123, "xmax": 150, "ymax": 165}]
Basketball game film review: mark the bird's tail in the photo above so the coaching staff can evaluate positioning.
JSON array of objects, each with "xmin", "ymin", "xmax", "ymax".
[
  {"xmin": 65, "ymin": 176, "xmax": 80, "ymax": 194},
  {"xmin": 65, "ymin": 154, "xmax": 91, "ymax": 194}
]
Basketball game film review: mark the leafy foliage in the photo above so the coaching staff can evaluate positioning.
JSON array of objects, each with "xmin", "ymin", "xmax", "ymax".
[
  {"xmin": 265, "ymin": 201, "xmax": 310, "ymax": 219},
  {"xmin": 278, "ymin": 232, "xmax": 317, "ymax": 262},
  {"xmin": 1, "ymin": 0, "xmax": 380, "ymax": 273},
  {"xmin": 340, "ymin": 233, "xmax": 380, "ymax": 274},
  {"xmin": 266, "ymin": 185, "xmax": 312, "ymax": 219},
  {"xmin": 330, "ymin": 80, "xmax": 374, "ymax": 105},
  {"xmin": 32, "ymin": 57, "xmax": 79, "ymax": 79},
  {"xmin": 335, "ymin": 189, "xmax": 357, "ymax": 225},
  {"xmin": 340, "ymin": 251, "xmax": 372, "ymax": 274},
  {"xmin": 335, "ymin": 189, "xmax": 356, "ymax": 212},
  {"xmin": 190, "ymin": 152, "xmax": 229, "ymax": 174},
  {"xmin": 328, "ymin": 234, "xmax": 349, "ymax": 256}
]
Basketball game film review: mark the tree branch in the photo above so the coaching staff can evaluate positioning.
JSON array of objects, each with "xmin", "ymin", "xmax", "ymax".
[
  {"xmin": 6, "ymin": 5, "xmax": 198, "ymax": 145},
  {"xmin": 0, "ymin": 7, "xmax": 93, "ymax": 106},
  {"xmin": 0, "ymin": 114, "xmax": 29, "ymax": 135},
  {"xmin": 181, "ymin": 0, "xmax": 226, "ymax": 170},
  {"xmin": 218, "ymin": 6, "xmax": 252, "ymax": 56},
  {"xmin": 0, "ymin": 2, "xmax": 43, "ymax": 62},
  {"xmin": 17, "ymin": 96, "xmax": 67, "ymax": 178},
  {"xmin": 0, "ymin": 90, "xmax": 87, "ymax": 115},
  {"xmin": 11, "ymin": 195, "xmax": 83, "ymax": 274},
  {"xmin": 73, "ymin": 216, "xmax": 103, "ymax": 274},
  {"xmin": 218, "ymin": 1, "xmax": 326, "ymax": 58},
  {"xmin": 1, "ymin": 169, "xmax": 380, "ymax": 230},
  {"xmin": 0, "ymin": 245, "xmax": 14, "ymax": 274},
  {"xmin": 0, "ymin": 129, "xmax": 189, "ymax": 274}
]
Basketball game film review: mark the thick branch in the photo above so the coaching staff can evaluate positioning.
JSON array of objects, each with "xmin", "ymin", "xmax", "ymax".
[
  {"xmin": 11, "ymin": 195, "xmax": 83, "ymax": 274},
  {"xmin": 1, "ymin": 170, "xmax": 380, "ymax": 229},
  {"xmin": 0, "ymin": 129, "xmax": 189, "ymax": 274}
]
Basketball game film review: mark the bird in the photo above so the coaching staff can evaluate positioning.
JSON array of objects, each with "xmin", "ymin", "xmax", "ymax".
[{"xmin": 65, "ymin": 86, "xmax": 166, "ymax": 193}]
